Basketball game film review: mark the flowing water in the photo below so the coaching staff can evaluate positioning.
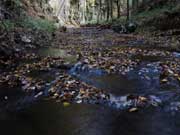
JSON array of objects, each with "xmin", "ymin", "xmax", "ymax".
[
  {"xmin": 1, "ymin": 28, "xmax": 180, "ymax": 135},
  {"xmin": 1, "ymin": 99, "xmax": 180, "ymax": 135}
]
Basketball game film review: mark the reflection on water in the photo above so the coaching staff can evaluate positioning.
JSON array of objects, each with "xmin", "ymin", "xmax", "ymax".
[
  {"xmin": 38, "ymin": 48, "xmax": 66, "ymax": 57},
  {"xmin": 86, "ymin": 74, "xmax": 142, "ymax": 95},
  {"xmin": 0, "ymin": 100, "xmax": 180, "ymax": 135},
  {"xmin": 37, "ymin": 47, "xmax": 77, "ymax": 63}
]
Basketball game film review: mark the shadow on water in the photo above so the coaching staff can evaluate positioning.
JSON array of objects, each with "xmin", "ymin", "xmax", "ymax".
[
  {"xmin": 35, "ymin": 47, "xmax": 77, "ymax": 64},
  {"xmin": 37, "ymin": 48, "xmax": 67, "ymax": 57},
  {"xmin": 1, "ymin": 99, "xmax": 180, "ymax": 135}
]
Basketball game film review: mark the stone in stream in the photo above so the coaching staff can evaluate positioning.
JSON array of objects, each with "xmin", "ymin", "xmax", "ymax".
[
  {"xmin": 125, "ymin": 22, "xmax": 137, "ymax": 33},
  {"xmin": 111, "ymin": 22, "xmax": 137, "ymax": 34},
  {"xmin": 111, "ymin": 24, "xmax": 127, "ymax": 34}
]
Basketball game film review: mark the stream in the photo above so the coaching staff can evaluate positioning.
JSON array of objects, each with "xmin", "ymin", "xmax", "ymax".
[{"xmin": 1, "ymin": 28, "xmax": 180, "ymax": 135}]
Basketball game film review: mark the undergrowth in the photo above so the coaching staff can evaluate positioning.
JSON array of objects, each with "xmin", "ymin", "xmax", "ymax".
[
  {"xmin": 0, "ymin": 17, "xmax": 56, "ymax": 33},
  {"xmin": 19, "ymin": 16, "xmax": 56, "ymax": 32}
]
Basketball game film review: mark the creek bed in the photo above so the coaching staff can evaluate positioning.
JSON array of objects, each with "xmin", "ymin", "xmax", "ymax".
[{"xmin": 1, "ymin": 28, "xmax": 180, "ymax": 135}]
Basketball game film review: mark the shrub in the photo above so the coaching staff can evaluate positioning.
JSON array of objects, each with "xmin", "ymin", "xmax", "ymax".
[
  {"xmin": 0, "ymin": 20, "xmax": 15, "ymax": 31},
  {"xmin": 19, "ymin": 16, "xmax": 56, "ymax": 32}
]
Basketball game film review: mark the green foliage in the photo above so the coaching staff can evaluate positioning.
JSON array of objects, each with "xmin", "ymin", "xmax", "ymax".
[
  {"xmin": 0, "ymin": 17, "xmax": 56, "ymax": 33},
  {"xmin": 0, "ymin": 0, "xmax": 56, "ymax": 32},
  {"xmin": 87, "ymin": 17, "xmax": 127, "ymax": 26},
  {"xmin": 3, "ymin": 0, "xmax": 22, "ymax": 10},
  {"xmin": 0, "ymin": 20, "xmax": 15, "ymax": 31},
  {"xmin": 132, "ymin": 5, "xmax": 173, "ymax": 22},
  {"xmin": 12, "ymin": 0, "xmax": 22, "ymax": 8},
  {"xmin": 172, "ymin": 3, "xmax": 180, "ymax": 12},
  {"xmin": 20, "ymin": 16, "xmax": 56, "ymax": 33}
]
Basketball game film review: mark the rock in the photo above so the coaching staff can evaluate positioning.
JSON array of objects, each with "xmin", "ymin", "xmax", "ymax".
[
  {"xmin": 149, "ymin": 95, "xmax": 162, "ymax": 107},
  {"xmin": 4, "ymin": 96, "xmax": 8, "ymax": 100},
  {"xmin": 169, "ymin": 102, "xmax": 180, "ymax": 111},
  {"xmin": 0, "ymin": 45, "xmax": 13, "ymax": 58},
  {"xmin": 125, "ymin": 22, "xmax": 137, "ymax": 33},
  {"xmin": 0, "ymin": 9, "xmax": 4, "ymax": 19},
  {"xmin": 21, "ymin": 35, "xmax": 31, "ymax": 43},
  {"xmin": 111, "ymin": 22, "xmax": 137, "ymax": 34},
  {"xmin": 111, "ymin": 24, "xmax": 126, "ymax": 33},
  {"xmin": 59, "ymin": 26, "xmax": 67, "ymax": 32}
]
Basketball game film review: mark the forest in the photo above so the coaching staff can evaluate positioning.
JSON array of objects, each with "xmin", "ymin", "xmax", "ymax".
[{"xmin": 0, "ymin": 0, "xmax": 180, "ymax": 135}]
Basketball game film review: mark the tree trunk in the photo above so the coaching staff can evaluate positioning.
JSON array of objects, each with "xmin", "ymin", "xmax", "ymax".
[
  {"xmin": 99, "ymin": 0, "xmax": 103, "ymax": 20},
  {"xmin": 110, "ymin": 0, "xmax": 113, "ymax": 19},
  {"xmin": 116, "ymin": 0, "xmax": 121, "ymax": 18},
  {"xmin": 127, "ymin": 0, "xmax": 130, "ymax": 21},
  {"xmin": 106, "ymin": 0, "xmax": 110, "ymax": 21},
  {"xmin": 97, "ymin": 0, "xmax": 102, "ymax": 23}
]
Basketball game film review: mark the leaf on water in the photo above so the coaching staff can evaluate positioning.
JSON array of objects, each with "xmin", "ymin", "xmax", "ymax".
[
  {"xmin": 52, "ymin": 93, "xmax": 59, "ymax": 99},
  {"xmin": 174, "ymin": 74, "xmax": 179, "ymax": 77},
  {"xmin": 167, "ymin": 69, "xmax": 174, "ymax": 74},
  {"xmin": 129, "ymin": 107, "xmax": 138, "ymax": 112},
  {"xmin": 80, "ymin": 88, "xmax": 85, "ymax": 94},
  {"xmin": 63, "ymin": 102, "xmax": 70, "ymax": 107},
  {"xmin": 139, "ymin": 96, "xmax": 147, "ymax": 102},
  {"xmin": 34, "ymin": 91, "xmax": 43, "ymax": 98},
  {"xmin": 161, "ymin": 78, "xmax": 168, "ymax": 83}
]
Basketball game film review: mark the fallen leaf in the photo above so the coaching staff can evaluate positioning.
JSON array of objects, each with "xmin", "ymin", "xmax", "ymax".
[
  {"xmin": 129, "ymin": 107, "xmax": 138, "ymax": 112},
  {"xmin": 63, "ymin": 102, "xmax": 70, "ymax": 107}
]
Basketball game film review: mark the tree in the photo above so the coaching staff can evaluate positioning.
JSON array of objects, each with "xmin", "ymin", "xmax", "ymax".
[
  {"xmin": 106, "ymin": 0, "xmax": 110, "ymax": 21},
  {"xmin": 115, "ymin": 0, "xmax": 121, "ymax": 18},
  {"xmin": 127, "ymin": 0, "xmax": 130, "ymax": 21},
  {"xmin": 110, "ymin": 0, "xmax": 113, "ymax": 19}
]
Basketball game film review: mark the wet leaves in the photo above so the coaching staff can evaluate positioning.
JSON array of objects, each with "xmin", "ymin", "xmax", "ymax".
[
  {"xmin": 48, "ymin": 73, "xmax": 110, "ymax": 104},
  {"xmin": 1, "ymin": 27, "xmax": 180, "ymax": 112},
  {"xmin": 0, "ymin": 48, "xmax": 111, "ymax": 104},
  {"xmin": 0, "ymin": 54, "xmax": 66, "ymax": 97},
  {"xmin": 159, "ymin": 59, "xmax": 180, "ymax": 85},
  {"xmin": 61, "ymin": 44, "xmax": 180, "ymax": 76},
  {"xmin": 110, "ymin": 94, "xmax": 163, "ymax": 112}
]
